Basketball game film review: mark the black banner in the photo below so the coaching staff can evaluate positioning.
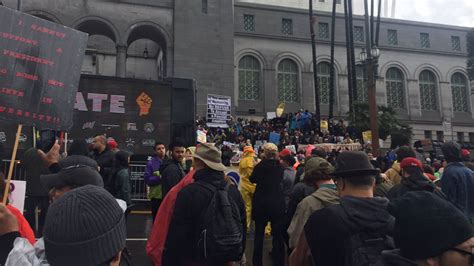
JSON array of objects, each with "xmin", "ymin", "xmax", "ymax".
[
  {"xmin": 71, "ymin": 75, "xmax": 172, "ymax": 155},
  {"xmin": 0, "ymin": 7, "xmax": 87, "ymax": 130}
]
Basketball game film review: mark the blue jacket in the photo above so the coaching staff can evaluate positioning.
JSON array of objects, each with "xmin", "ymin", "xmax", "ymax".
[{"xmin": 441, "ymin": 162, "xmax": 474, "ymax": 220}]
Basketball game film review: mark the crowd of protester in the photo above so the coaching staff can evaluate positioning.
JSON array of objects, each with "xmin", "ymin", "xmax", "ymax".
[
  {"xmin": 1, "ymin": 120, "xmax": 474, "ymax": 266},
  {"xmin": 197, "ymin": 110, "xmax": 359, "ymax": 149}
]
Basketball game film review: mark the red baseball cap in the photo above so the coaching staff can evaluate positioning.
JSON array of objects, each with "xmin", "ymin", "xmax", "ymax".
[{"xmin": 400, "ymin": 157, "xmax": 423, "ymax": 170}]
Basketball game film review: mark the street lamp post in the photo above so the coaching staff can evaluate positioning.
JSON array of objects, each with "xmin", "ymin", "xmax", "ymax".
[{"xmin": 362, "ymin": 0, "xmax": 381, "ymax": 155}]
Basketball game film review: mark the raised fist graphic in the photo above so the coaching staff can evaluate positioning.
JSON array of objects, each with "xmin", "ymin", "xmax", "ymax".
[{"xmin": 136, "ymin": 92, "xmax": 153, "ymax": 116}]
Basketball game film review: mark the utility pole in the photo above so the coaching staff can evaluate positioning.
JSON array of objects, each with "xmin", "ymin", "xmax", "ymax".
[
  {"xmin": 17, "ymin": 0, "xmax": 21, "ymax": 10},
  {"xmin": 363, "ymin": 0, "xmax": 380, "ymax": 155},
  {"xmin": 309, "ymin": 0, "xmax": 321, "ymax": 122}
]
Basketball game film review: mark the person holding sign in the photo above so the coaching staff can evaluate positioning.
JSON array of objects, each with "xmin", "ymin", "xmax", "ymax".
[{"xmin": 0, "ymin": 174, "xmax": 35, "ymax": 246}]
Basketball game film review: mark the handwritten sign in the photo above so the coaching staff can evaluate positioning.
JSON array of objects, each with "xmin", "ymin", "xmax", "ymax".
[{"xmin": 0, "ymin": 7, "xmax": 87, "ymax": 130}]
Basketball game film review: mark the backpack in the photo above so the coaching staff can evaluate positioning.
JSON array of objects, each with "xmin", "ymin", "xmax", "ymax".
[
  {"xmin": 195, "ymin": 182, "xmax": 244, "ymax": 263},
  {"xmin": 333, "ymin": 208, "xmax": 395, "ymax": 266},
  {"xmin": 343, "ymin": 230, "xmax": 395, "ymax": 265}
]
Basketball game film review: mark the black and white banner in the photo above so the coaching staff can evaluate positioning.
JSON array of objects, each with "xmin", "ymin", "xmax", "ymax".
[{"xmin": 207, "ymin": 94, "xmax": 231, "ymax": 128}]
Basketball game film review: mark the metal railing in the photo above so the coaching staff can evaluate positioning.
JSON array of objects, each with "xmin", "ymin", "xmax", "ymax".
[
  {"xmin": 1, "ymin": 160, "xmax": 26, "ymax": 181},
  {"xmin": 2, "ymin": 159, "xmax": 150, "ymax": 202},
  {"xmin": 129, "ymin": 162, "xmax": 148, "ymax": 201}
]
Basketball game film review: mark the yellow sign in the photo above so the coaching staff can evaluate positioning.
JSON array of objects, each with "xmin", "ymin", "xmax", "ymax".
[
  {"xmin": 276, "ymin": 102, "xmax": 285, "ymax": 117},
  {"xmin": 363, "ymin": 131, "xmax": 372, "ymax": 143},
  {"xmin": 320, "ymin": 120, "xmax": 328, "ymax": 131}
]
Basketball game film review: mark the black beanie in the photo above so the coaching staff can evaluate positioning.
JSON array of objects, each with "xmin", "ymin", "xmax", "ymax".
[
  {"xmin": 441, "ymin": 141, "xmax": 462, "ymax": 162},
  {"xmin": 44, "ymin": 185, "xmax": 126, "ymax": 266},
  {"xmin": 388, "ymin": 191, "xmax": 473, "ymax": 260}
]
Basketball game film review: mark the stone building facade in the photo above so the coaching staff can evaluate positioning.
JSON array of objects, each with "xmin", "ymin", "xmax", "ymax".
[{"xmin": 2, "ymin": 0, "xmax": 472, "ymax": 142}]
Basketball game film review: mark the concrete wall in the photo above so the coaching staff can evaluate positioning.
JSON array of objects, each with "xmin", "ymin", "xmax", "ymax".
[{"xmin": 173, "ymin": 0, "xmax": 235, "ymax": 115}]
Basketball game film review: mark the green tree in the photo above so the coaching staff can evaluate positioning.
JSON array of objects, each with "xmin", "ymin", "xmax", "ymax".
[
  {"xmin": 467, "ymin": 28, "xmax": 474, "ymax": 81},
  {"xmin": 349, "ymin": 103, "xmax": 413, "ymax": 148}
]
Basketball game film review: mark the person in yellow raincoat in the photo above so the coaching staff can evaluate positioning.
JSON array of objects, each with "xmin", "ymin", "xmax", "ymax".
[
  {"xmin": 239, "ymin": 146, "xmax": 271, "ymax": 234},
  {"xmin": 239, "ymin": 146, "xmax": 257, "ymax": 231}
]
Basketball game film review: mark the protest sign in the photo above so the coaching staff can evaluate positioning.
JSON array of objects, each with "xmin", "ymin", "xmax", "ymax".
[
  {"xmin": 362, "ymin": 131, "xmax": 372, "ymax": 143},
  {"xmin": 197, "ymin": 130, "xmax": 207, "ymax": 143},
  {"xmin": 267, "ymin": 112, "xmax": 276, "ymax": 120},
  {"xmin": 9, "ymin": 180, "xmax": 26, "ymax": 214},
  {"xmin": 207, "ymin": 94, "xmax": 231, "ymax": 128},
  {"xmin": 320, "ymin": 120, "xmax": 328, "ymax": 131},
  {"xmin": 0, "ymin": 7, "xmax": 88, "ymax": 130},
  {"xmin": 269, "ymin": 132, "xmax": 280, "ymax": 145},
  {"xmin": 286, "ymin": 145, "xmax": 296, "ymax": 154}
]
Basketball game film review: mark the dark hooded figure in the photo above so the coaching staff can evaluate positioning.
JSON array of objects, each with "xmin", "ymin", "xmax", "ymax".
[{"xmin": 111, "ymin": 150, "xmax": 131, "ymax": 205}]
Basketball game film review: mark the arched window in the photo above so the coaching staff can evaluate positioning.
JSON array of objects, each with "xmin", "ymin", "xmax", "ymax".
[
  {"xmin": 356, "ymin": 65, "xmax": 367, "ymax": 103},
  {"xmin": 316, "ymin": 62, "xmax": 333, "ymax": 104},
  {"xmin": 238, "ymin": 56, "xmax": 261, "ymax": 101},
  {"xmin": 452, "ymin": 73, "xmax": 469, "ymax": 112},
  {"xmin": 277, "ymin": 59, "xmax": 299, "ymax": 102},
  {"xmin": 419, "ymin": 70, "xmax": 438, "ymax": 111},
  {"xmin": 385, "ymin": 67, "xmax": 405, "ymax": 109}
]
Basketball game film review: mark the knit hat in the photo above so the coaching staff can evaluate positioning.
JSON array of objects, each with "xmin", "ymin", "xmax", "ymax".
[
  {"xmin": 461, "ymin": 149, "xmax": 471, "ymax": 159},
  {"xmin": 305, "ymin": 157, "xmax": 334, "ymax": 175},
  {"xmin": 441, "ymin": 141, "xmax": 462, "ymax": 162},
  {"xmin": 400, "ymin": 157, "xmax": 423, "ymax": 170},
  {"xmin": 44, "ymin": 185, "xmax": 126, "ymax": 266},
  {"xmin": 331, "ymin": 151, "xmax": 380, "ymax": 177},
  {"xmin": 263, "ymin": 143, "xmax": 278, "ymax": 158},
  {"xmin": 227, "ymin": 171, "xmax": 241, "ymax": 186},
  {"xmin": 107, "ymin": 139, "xmax": 118, "ymax": 150},
  {"xmin": 40, "ymin": 155, "xmax": 104, "ymax": 191},
  {"xmin": 388, "ymin": 191, "xmax": 473, "ymax": 260},
  {"xmin": 279, "ymin": 148, "xmax": 292, "ymax": 158},
  {"xmin": 263, "ymin": 143, "xmax": 278, "ymax": 153}
]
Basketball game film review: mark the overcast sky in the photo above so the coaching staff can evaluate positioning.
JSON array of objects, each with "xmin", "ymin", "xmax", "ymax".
[{"xmin": 239, "ymin": 0, "xmax": 473, "ymax": 27}]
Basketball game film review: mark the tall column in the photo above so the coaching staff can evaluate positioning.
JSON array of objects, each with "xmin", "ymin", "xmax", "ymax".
[{"xmin": 116, "ymin": 44, "xmax": 127, "ymax": 78}]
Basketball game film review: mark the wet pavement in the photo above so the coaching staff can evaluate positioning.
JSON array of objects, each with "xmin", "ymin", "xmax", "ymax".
[{"xmin": 126, "ymin": 203, "xmax": 275, "ymax": 265}]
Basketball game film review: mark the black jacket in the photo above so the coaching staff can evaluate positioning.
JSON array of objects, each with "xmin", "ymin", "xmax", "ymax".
[
  {"xmin": 93, "ymin": 148, "xmax": 115, "ymax": 187},
  {"xmin": 387, "ymin": 175, "xmax": 445, "ymax": 200},
  {"xmin": 22, "ymin": 148, "xmax": 50, "ymax": 196},
  {"xmin": 164, "ymin": 168, "xmax": 246, "ymax": 265},
  {"xmin": 250, "ymin": 159, "xmax": 285, "ymax": 221},
  {"xmin": 305, "ymin": 196, "xmax": 394, "ymax": 266},
  {"xmin": 160, "ymin": 159, "xmax": 185, "ymax": 198}
]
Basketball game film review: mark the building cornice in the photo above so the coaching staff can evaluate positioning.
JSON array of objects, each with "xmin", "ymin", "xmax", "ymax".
[
  {"xmin": 234, "ymin": 32, "xmax": 468, "ymax": 58},
  {"xmin": 234, "ymin": 2, "xmax": 471, "ymax": 31}
]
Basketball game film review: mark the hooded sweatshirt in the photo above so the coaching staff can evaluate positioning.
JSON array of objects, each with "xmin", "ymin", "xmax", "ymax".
[
  {"xmin": 388, "ymin": 174, "xmax": 445, "ymax": 201},
  {"xmin": 304, "ymin": 196, "xmax": 394, "ymax": 266},
  {"xmin": 287, "ymin": 185, "xmax": 339, "ymax": 249}
]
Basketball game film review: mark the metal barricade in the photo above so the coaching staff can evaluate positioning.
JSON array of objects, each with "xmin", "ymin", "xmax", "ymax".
[
  {"xmin": 1, "ymin": 160, "xmax": 26, "ymax": 181},
  {"xmin": 129, "ymin": 162, "xmax": 149, "ymax": 201},
  {"xmin": 2, "ymin": 159, "xmax": 149, "ymax": 201}
]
